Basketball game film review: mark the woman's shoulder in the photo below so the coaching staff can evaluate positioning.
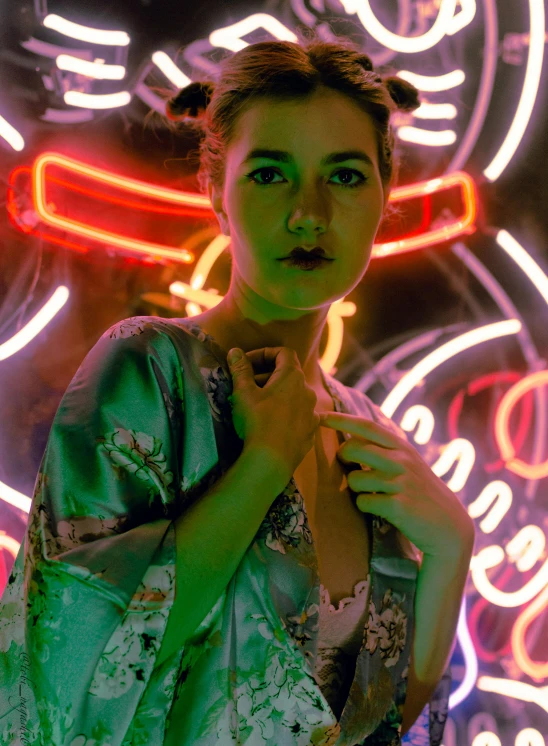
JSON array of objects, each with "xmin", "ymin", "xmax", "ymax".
[
  {"xmin": 101, "ymin": 315, "xmax": 187, "ymax": 342},
  {"xmin": 91, "ymin": 315, "xmax": 202, "ymax": 364}
]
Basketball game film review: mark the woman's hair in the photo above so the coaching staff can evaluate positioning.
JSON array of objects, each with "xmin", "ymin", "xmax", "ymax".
[{"xmin": 161, "ymin": 31, "xmax": 420, "ymax": 205}]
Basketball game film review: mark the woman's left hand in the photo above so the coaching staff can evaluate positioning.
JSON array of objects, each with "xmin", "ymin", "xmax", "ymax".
[{"xmin": 319, "ymin": 411, "xmax": 475, "ymax": 560}]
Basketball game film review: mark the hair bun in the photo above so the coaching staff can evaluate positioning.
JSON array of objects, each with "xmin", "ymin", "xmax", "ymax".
[
  {"xmin": 383, "ymin": 76, "xmax": 421, "ymax": 112},
  {"xmin": 355, "ymin": 53, "xmax": 374, "ymax": 72},
  {"xmin": 165, "ymin": 81, "xmax": 215, "ymax": 122}
]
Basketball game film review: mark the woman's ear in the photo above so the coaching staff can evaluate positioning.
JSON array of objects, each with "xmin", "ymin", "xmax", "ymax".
[{"xmin": 207, "ymin": 180, "xmax": 231, "ymax": 237}]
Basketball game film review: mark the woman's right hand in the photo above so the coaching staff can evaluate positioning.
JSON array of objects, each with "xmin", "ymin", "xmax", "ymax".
[{"xmin": 226, "ymin": 346, "xmax": 320, "ymax": 479}]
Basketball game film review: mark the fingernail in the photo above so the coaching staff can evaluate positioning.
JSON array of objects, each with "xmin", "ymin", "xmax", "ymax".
[{"xmin": 227, "ymin": 348, "xmax": 243, "ymax": 365}]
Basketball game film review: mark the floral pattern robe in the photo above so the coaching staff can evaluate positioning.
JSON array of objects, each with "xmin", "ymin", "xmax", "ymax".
[{"xmin": 0, "ymin": 316, "xmax": 451, "ymax": 746}]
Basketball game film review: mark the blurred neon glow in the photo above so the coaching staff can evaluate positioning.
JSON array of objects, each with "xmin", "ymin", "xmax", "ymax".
[
  {"xmin": 376, "ymin": 171, "xmax": 477, "ymax": 256},
  {"xmin": 0, "ymin": 287, "xmax": 70, "ymax": 361},
  {"xmin": 151, "ymin": 51, "xmax": 191, "ymax": 88},
  {"xmin": 397, "ymin": 69, "xmax": 466, "ymax": 92},
  {"xmin": 169, "ymin": 283, "xmax": 224, "ymax": 309},
  {"xmin": 515, "ymin": 730, "xmax": 546, "ymax": 746},
  {"xmin": 0, "ymin": 481, "xmax": 31, "ymax": 513},
  {"xmin": 64, "ymin": 91, "xmax": 131, "ymax": 109},
  {"xmin": 476, "ymin": 676, "xmax": 548, "ymax": 713},
  {"xmin": 430, "ymin": 438, "xmax": 476, "ymax": 492},
  {"xmin": 56, "ymin": 55, "xmax": 126, "ymax": 80},
  {"xmin": 470, "ymin": 546, "xmax": 548, "ymax": 607},
  {"xmin": 496, "ymin": 230, "xmax": 548, "ymax": 304},
  {"xmin": 512, "ymin": 582, "xmax": 548, "ymax": 678},
  {"xmin": 32, "ymin": 152, "xmax": 203, "ymax": 261},
  {"xmin": 483, "ymin": 0, "xmax": 545, "ymax": 181},
  {"xmin": 0, "ymin": 114, "xmax": 24, "ymax": 151},
  {"xmin": 467, "ymin": 482, "xmax": 513, "ymax": 533},
  {"xmin": 494, "ymin": 371, "xmax": 548, "ymax": 478},
  {"xmin": 379, "ymin": 320, "xmax": 522, "ymax": 418},
  {"xmin": 0, "ymin": 532, "xmax": 20, "ymax": 562},
  {"xmin": 27, "ymin": 153, "xmax": 477, "ymax": 264},
  {"xmin": 445, "ymin": 0, "xmax": 498, "ymax": 175},
  {"xmin": 397, "ymin": 127, "xmax": 457, "ymax": 146},
  {"xmin": 42, "ymin": 14, "xmax": 130, "ymax": 46},
  {"xmin": 338, "ymin": 0, "xmax": 460, "ymax": 53},
  {"xmin": 399, "ymin": 405, "xmax": 435, "ymax": 444},
  {"xmin": 447, "ymin": 0, "xmax": 478, "ymax": 35},
  {"xmin": 471, "ymin": 733, "xmax": 501, "ymax": 746},
  {"xmin": 505, "ymin": 525, "xmax": 546, "ymax": 572},
  {"xmin": 413, "ymin": 103, "xmax": 458, "ymax": 120},
  {"xmin": 449, "ymin": 596, "xmax": 479, "ymax": 708},
  {"xmin": 209, "ymin": 13, "xmax": 298, "ymax": 52}
]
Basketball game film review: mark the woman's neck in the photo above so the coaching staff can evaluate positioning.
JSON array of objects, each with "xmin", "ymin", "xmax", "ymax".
[{"xmin": 191, "ymin": 295, "xmax": 330, "ymax": 391}]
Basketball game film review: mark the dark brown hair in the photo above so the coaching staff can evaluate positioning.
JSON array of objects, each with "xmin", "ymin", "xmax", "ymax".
[{"xmin": 162, "ymin": 31, "xmax": 420, "ymax": 206}]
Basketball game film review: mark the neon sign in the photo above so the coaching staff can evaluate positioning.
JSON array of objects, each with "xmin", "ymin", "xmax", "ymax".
[{"xmin": 0, "ymin": 2, "xmax": 546, "ymax": 743}]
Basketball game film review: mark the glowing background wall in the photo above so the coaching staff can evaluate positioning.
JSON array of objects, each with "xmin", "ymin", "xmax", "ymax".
[{"xmin": 0, "ymin": 1, "xmax": 547, "ymax": 743}]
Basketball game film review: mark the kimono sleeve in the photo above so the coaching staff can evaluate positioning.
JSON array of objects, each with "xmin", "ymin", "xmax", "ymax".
[
  {"xmin": 367, "ymin": 400, "xmax": 453, "ymax": 746},
  {"xmin": 0, "ymin": 316, "xmax": 185, "ymax": 746},
  {"xmin": 401, "ymin": 665, "xmax": 452, "ymax": 746}
]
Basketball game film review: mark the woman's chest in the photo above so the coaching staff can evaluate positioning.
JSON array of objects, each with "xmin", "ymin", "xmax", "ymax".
[{"xmin": 292, "ymin": 422, "xmax": 372, "ymax": 609}]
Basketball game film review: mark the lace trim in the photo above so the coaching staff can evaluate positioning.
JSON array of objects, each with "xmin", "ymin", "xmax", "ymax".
[{"xmin": 319, "ymin": 575, "xmax": 371, "ymax": 614}]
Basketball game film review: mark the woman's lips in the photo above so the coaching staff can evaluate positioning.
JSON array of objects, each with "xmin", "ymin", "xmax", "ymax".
[{"xmin": 278, "ymin": 256, "xmax": 333, "ymax": 269}]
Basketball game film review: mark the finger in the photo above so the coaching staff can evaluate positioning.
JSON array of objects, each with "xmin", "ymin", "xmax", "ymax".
[
  {"xmin": 355, "ymin": 493, "xmax": 396, "ymax": 519},
  {"xmin": 335, "ymin": 445, "xmax": 369, "ymax": 467},
  {"xmin": 347, "ymin": 470, "xmax": 400, "ymax": 495},
  {"xmin": 245, "ymin": 347, "xmax": 295, "ymax": 371},
  {"xmin": 319, "ymin": 412, "xmax": 396, "ymax": 448},
  {"xmin": 338, "ymin": 440, "xmax": 405, "ymax": 475},
  {"xmin": 253, "ymin": 371, "xmax": 271, "ymax": 387}
]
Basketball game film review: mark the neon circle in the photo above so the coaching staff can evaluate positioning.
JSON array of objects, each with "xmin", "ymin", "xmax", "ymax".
[
  {"xmin": 494, "ymin": 370, "xmax": 548, "ymax": 479},
  {"xmin": 341, "ymin": 0, "xmax": 458, "ymax": 53}
]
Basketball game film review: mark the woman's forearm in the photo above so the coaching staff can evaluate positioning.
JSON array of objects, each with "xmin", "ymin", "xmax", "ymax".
[
  {"xmin": 401, "ymin": 542, "xmax": 473, "ymax": 734},
  {"xmin": 155, "ymin": 444, "xmax": 291, "ymax": 670}
]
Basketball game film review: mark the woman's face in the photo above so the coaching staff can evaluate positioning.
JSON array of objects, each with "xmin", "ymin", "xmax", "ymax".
[{"xmin": 207, "ymin": 86, "xmax": 388, "ymax": 315}]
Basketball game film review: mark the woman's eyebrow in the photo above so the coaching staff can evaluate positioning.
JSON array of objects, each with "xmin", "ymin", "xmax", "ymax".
[{"xmin": 240, "ymin": 148, "xmax": 375, "ymax": 168}]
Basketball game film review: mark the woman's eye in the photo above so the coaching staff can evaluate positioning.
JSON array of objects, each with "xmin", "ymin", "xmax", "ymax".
[{"xmin": 245, "ymin": 167, "xmax": 367, "ymax": 189}]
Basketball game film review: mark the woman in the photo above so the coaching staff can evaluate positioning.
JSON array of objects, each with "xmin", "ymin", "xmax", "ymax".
[{"xmin": 0, "ymin": 33, "xmax": 474, "ymax": 746}]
